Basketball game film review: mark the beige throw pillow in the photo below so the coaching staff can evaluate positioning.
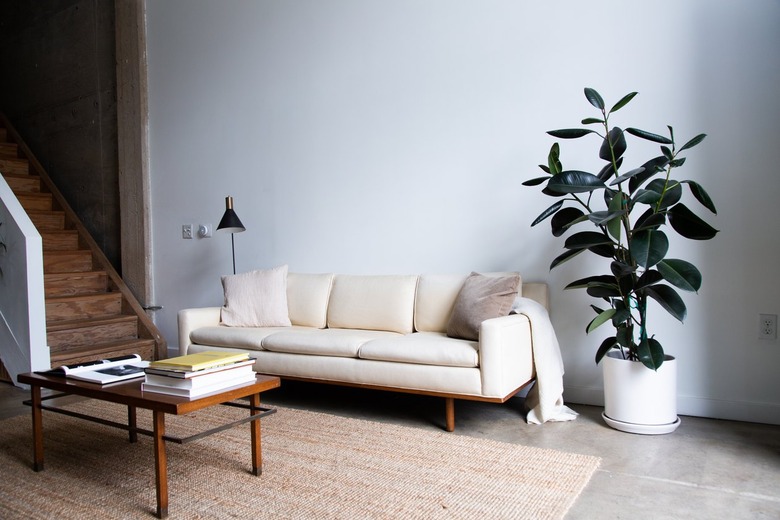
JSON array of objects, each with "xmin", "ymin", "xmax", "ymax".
[
  {"xmin": 221, "ymin": 265, "xmax": 292, "ymax": 327},
  {"xmin": 446, "ymin": 272, "xmax": 521, "ymax": 341}
]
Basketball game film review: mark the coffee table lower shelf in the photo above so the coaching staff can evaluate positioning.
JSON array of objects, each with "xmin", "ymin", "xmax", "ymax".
[{"xmin": 17, "ymin": 372, "xmax": 282, "ymax": 519}]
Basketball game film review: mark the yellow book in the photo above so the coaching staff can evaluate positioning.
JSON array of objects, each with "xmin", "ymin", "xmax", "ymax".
[{"xmin": 149, "ymin": 351, "xmax": 250, "ymax": 371}]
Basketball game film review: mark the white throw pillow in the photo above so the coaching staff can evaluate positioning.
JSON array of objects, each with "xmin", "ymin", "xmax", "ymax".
[{"xmin": 221, "ymin": 265, "xmax": 292, "ymax": 327}]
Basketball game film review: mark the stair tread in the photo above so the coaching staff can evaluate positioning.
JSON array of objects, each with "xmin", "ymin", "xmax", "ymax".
[
  {"xmin": 46, "ymin": 292, "xmax": 121, "ymax": 303},
  {"xmin": 2, "ymin": 172, "xmax": 38, "ymax": 179},
  {"xmin": 45, "ymin": 270, "xmax": 107, "ymax": 279},
  {"xmin": 49, "ymin": 339, "xmax": 156, "ymax": 365},
  {"xmin": 47, "ymin": 314, "xmax": 137, "ymax": 332}
]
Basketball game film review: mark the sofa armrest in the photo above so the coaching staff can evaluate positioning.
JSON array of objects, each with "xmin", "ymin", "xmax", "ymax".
[
  {"xmin": 177, "ymin": 307, "xmax": 221, "ymax": 355},
  {"xmin": 478, "ymin": 314, "xmax": 535, "ymax": 398}
]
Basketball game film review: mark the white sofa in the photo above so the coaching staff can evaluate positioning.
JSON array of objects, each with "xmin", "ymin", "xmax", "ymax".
[{"xmin": 178, "ymin": 270, "xmax": 554, "ymax": 431}]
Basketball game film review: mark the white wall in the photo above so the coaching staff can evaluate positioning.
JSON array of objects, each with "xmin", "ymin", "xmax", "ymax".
[{"xmin": 146, "ymin": 0, "xmax": 780, "ymax": 424}]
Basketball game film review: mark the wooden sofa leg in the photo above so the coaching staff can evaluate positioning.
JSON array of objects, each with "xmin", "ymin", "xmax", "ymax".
[{"xmin": 445, "ymin": 398, "xmax": 455, "ymax": 432}]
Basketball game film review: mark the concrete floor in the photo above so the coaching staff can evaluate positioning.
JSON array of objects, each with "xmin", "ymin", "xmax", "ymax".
[{"xmin": 2, "ymin": 380, "xmax": 778, "ymax": 519}]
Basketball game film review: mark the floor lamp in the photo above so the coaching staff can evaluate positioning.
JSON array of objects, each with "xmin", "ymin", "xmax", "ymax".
[{"xmin": 216, "ymin": 196, "xmax": 246, "ymax": 274}]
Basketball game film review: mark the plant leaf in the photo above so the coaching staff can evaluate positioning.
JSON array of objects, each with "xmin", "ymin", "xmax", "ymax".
[
  {"xmin": 565, "ymin": 275, "xmax": 617, "ymax": 290},
  {"xmin": 668, "ymin": 204, "xmax": 719, "ymax": 240},
  {"xmin": 523, "ymin": 176, "xmax": 549, "ymax": 187},
  {"xmin": 682, "ymin": 180, "xmax": 717, "ymax": 214},
  {"xmin": 625, "ymin": 127, "xmax": 673, "ymax": 144},
  {"xmin": 587, "ymin": 308, "xmax": 617, "ymax": 333},
  {"xmin": 637, "ymin": 336, "xmax": 665, "ymax": 370},
  {"xmin": 634, "ymin": 210, "xmax": 666, "ymax": 231},
  {"xmin": 584, "ymin": 87, "xmax": 605, "ymax": 110},
  {"xmin": 657, "ymin": 259, "xmax": 702, "ymax": 292},
  {"xmin": 632, "ymin": 189, "xmax": 662, "ymax": 206},
  {"xmin": 550, "ymin": 248, "xmax": 585, "ymax": 270},
  {"xmin": 551, "ymin": 207, "xmax": 586, "ymax": 236},
  {"xmin": 547, "ymin": 142, "xmax": 562, "ymax": 174},
  {"xmin": 645, "ymin": 284, "xmax": 687, "ymax": 322},
  {"xmin": 646, "ymin": 178, "xmax": 682, "ymax": 209},
  {"xmin": 609, "ymin": 92, "xmax": 638, "ymax": 114},
  {"xmin": 581, "ymin": 117, "xmax": 604, "ymax": 125},
  {"xmin": 635, "ymin": 269, "xmax": 664, "ymax": 290},
  {"xmin": 610, "ymin": 166, "xmax": 645, "ymax": 186},
  {"xmin": 630, "ymin": 229, "xmax": 669, "ymax": 268},
  {"xmin": 628, "ymin": 156, "xmax": 669, "ymax": 193},
  {"xmin": 600, "ymin": 127, "xmax": 627, "ymax": 161},
  {"xmin": 564, "ymin": 231, "xmax": 614, "ymax": 250},
  {"xmin": 547, "ymin": 128, "xmax": 595, "ymax": 139},
  {"xmin": 680, "ymin": 133, "xmax": 707, "ymax": 152},
  {"xmin": 587, "ymin": 284, "xmax": 622, "ymax": 298},
  {"xmin": 531, "ymin": 200, "xmax": 565, "ymax": 227},
  {"xmin": 595, "ymin": 336, "xmax": 618, "ymax": 364},
  {"xmin": 588, "ymin": 210, "xmax": 626, "ymax": 226},
  {"xmin": 547, "ymin": 171, "xmax": 606, "ymax": 194},
  {"xmin": 607, "ymin": 191, "xmax": 625, "ymax": 240}
]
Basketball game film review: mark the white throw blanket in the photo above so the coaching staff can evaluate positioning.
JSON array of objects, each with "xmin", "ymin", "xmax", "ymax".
[{"xmin": 511, "ymin": 297, "xmax": 578, "ymax": 424}]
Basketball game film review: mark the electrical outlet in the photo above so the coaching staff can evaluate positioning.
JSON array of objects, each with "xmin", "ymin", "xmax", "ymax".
[
  {"xmin": 759, "ymin": 313, "xmax": 777, "ymax": 340},
  {"xmin": 198, "ymin": 224, "xmax": 212, "ymax": 238},
  {"xmin": 182, "ymin": 224, "xmax": 193, "ymax": 239}
]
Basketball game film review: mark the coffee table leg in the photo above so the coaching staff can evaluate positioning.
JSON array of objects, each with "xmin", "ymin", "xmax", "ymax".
[
  {"xmin": 250, "ymin": 393, "xmax": 262, "ymax": 476},
  {"xmin": 152, "ymin": 410, "xmax": 168, "ymax": 518},
  {"xmin": 128, "ymin": 405, "xmax": 137, "ymax": 443},
  {"xmin": 30, "ymin": 384, "xmax": 44, "ymax": 472}
]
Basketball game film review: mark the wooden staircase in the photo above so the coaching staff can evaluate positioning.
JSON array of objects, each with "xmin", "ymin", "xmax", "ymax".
[{"xmin": 0, "ymin": 113, "xmax": 166, "ymax": 374}]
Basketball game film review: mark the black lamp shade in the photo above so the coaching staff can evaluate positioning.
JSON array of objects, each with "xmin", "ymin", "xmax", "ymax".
[{"xmin": 217, "ymin": 196, "xmax": 245, "ymax": 233}]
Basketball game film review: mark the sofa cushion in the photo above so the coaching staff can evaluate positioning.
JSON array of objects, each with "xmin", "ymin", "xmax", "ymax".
[
  {"xmin": 414, "ymin": 274, "xmax": 469, "ymax": 333},
  {"xmin": 220, "ymin": 265, "xmax": 292, "ymax": 327},
  {"xmin": 359, "ymin": 332, "xmax": 479, "ymax": 368},
  {"xmin": 287, "ymin": 273, "xmax": 334, "ymax": 328},
  {"xmin": 327, "ymin": 274, "xmax": 418, "ymax": 334},
  {"xmin": 446, "ymin": 272, "xmax": 521, "ymax": 341},
  {"xmin": 262, "ymin": 328, "xmax": 400, "ymax": 357},
  {"xmin": 190, "ymin": 325, "xmax": 294, "ymax": 351}
]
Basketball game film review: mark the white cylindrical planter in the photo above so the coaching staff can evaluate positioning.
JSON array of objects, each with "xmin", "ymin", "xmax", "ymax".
[{"xmin": 602, "ymin": 351, "xmax": 681, "ymax": 434}]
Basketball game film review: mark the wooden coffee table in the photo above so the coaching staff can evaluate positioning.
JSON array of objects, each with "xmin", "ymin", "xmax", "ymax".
[{"xmin": 17, "ymin": 372, "xmax": 281, "ymax": 518}]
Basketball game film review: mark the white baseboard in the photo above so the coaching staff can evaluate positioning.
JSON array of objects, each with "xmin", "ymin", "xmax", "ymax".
[{"xmin": 563, "ymin": 385, "xmax": 780, "ymax": 426}]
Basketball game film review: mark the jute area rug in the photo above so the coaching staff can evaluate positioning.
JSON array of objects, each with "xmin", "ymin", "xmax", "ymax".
[{"xmin": 0, "ymin": 399, "xmax": 599, "ymax": 519}]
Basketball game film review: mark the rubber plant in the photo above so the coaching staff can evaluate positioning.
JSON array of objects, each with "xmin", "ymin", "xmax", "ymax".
[{"xmin": 524, "ymin": 88, "xmax": 718, "ymax": 371}]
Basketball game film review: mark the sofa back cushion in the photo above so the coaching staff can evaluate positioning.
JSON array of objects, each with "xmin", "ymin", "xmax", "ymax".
[
  {"xmin": 287, "ymin": 273, "xmax": 334, "ymax": 328},
  {"xmin": 220, "ymin": 265, "xmax": 292, "ymax": 327},
  {"xmin": 415, "ymin": 272, "xmax": 523, "ymax": 333},
  {"xmin": 327, "ymin": 274, "xmax": 419, "ymax": 334},
  {"xmin": 414, "ymin": 274, "xmax": 469, "ymax": 333}
]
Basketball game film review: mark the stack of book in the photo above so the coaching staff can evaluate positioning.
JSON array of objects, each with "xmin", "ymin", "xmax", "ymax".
[{"xmin": 142, "ymin": 351, "xmax": 257, "ymax": 398}]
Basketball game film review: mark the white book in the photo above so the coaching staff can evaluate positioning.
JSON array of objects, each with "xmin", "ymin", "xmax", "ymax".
[
  {"xmin": 144, "ymin": 365, "xmax": 255, "ymax": 389},
  {"xmin": 141, "ymin": 373, "xmax": 258, "ymax": 398},
  {"xmin": 55, "ymin": 354, "xmax": 150, "ymax": 385}
]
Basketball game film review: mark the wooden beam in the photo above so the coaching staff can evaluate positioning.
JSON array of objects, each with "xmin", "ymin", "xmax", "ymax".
[{"xmin": 115, "ymin": 0, "xmax": 154, "ymax": 311}]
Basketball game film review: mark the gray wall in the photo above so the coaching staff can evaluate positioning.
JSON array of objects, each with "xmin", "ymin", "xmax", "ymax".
[
  {"xmin": 146, "ymin": 0, "xmax": 779, "ymax": 425},
  {"xmin": 0, "ymin": 0, "xmax": 120, "ymax": 268}
]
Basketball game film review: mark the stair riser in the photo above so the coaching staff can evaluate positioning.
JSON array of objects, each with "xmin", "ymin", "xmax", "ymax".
[
  {"xmin": 45, "ymin": 273, "xmax": 108, "ymax": 297},
  {"xmin": 46, "ymin": 295, "xmax": 122, "ymax": 322},
  {"xmin": 5, "ymin": 175, "xmax": 40, "ymax": 193},
  {"xmin": 29, "ymin": 212, "xmax": 65, "ymax": 231},
  {"xmin": 48, "ymin": 321, "xmax": 139, "ymax": 350},
  {"xmin": 0, "ymin": 158, "xmax": 28, "ymax": 175},
  {"xmin": 0, "ymin": 142, "xmax": 18, "ymax": 158},
  {"xmin": 18, "ymin": 194, "xmax": 52, "ymax": 212},
  {"xmin": 44, "ymin": 253, "xmax": 93, "ymax": 273},
  {"xmin": 49, "ymin": 341, "xmax": 156, "ymax": 367},
  {"xmin": 42, "ymin": 232, "xmax": 79, "ymax": 251}
]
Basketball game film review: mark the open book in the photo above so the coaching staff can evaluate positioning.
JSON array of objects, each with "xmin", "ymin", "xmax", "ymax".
[{"xmin": 41, "ymin": 354, "xmax": 150, "ymax": 384}]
